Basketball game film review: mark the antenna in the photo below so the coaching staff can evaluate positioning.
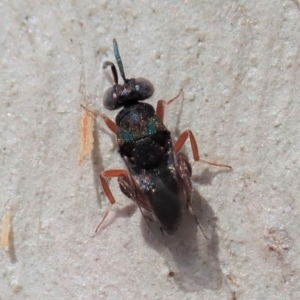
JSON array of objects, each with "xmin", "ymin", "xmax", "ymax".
[
  {"xmin": 113, "ymin": 39, "xmax": 127, "ymax": 82},
  {"xmin": 103, "ymin": 61, "xmax": 118, "ymax": 84}
]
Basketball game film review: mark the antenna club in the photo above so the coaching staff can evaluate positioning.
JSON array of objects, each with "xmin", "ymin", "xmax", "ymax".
[{"xmin": 112, "ymin": 39, "xmax": 127, "ymax": 82}]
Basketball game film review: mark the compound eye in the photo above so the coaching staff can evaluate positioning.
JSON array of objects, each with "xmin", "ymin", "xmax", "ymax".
[
  {"xmin": 134, "ymin": 78, "xmax": 154, "ymax": 100},
  {"xmin": 103, "ymin": 86, "xmax": 120, "ymax": 110}
]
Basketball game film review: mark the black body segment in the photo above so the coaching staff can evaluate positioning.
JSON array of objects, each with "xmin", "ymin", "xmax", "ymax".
[
  {"xmin": 116, "ymin": 103, "xmax": 170, "ymax": 170},
  {"xmin": 96, "ymin": 39, "xmax": 232, "ymax": 235}
]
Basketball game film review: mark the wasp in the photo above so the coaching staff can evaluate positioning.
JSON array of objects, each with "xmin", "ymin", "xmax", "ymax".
[{"xmin": 87, "ymin": 39, "xmax": 231, "ymax": 235}]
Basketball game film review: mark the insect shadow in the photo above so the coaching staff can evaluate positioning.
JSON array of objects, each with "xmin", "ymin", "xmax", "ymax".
[{"xmin": 140, "ymin": 168, "xmax": 226, "ymax": 292}]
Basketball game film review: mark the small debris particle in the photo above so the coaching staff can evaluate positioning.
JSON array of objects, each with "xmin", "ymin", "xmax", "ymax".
[
  {"xmin": 1, "ymin": 208, "xmax": 11, "ymax": 247},
  {"xmin": 79, "ymin": 101, "xmax": 95, "ymax": 165}
]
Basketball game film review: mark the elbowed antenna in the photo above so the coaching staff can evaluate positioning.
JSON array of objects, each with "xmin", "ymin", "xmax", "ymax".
[
  {"xmin": 103, "ymin": 61, "xmax": 118, "ymax": 84},
  {"xmin": 113, "ymin": 39, "xmax": 127, "ymax": 82}
]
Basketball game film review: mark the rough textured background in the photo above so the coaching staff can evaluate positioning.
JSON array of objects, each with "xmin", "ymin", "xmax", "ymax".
[{"xmin": 1, "ymin": 1, "xmax": 300, "ymax": 299}]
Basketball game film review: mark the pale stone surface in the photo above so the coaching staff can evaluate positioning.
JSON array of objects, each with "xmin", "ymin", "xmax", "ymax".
[{"xmin": 1, "ymin": 1, "xmax": 300, "ymax": 299}]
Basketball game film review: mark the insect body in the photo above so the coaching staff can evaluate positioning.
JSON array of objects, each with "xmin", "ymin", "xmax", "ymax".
[{"xmin": 94, "ymin": 39, "xmax": 231, "ymax": 235}]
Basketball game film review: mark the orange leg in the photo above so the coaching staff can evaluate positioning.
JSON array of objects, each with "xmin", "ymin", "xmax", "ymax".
[
  {"xmin": 80, "ymin": 105, "xmax": 117, "ymax": 134},
  {"xmin": 95, "ymin": 169, "xmax": 128, "ymax": 233},
  {"xmin": 156, "ymin": 89, "xmax": 183, "ymax": 121},
  {"xmin": 174, "ymin": 130, "xmax": 232, "ymax": 169}
]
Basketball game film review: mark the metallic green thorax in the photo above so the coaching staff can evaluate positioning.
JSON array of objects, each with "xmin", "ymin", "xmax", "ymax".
[{"xmin": 117, "ymin": 115, "xmax": 167, "ymax": 145}]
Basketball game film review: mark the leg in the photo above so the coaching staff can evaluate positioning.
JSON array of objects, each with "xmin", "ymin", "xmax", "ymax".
[
  {"xmin": 118, "ymin": 174, "xmax": 152, "ymax": 212},
  {"xmin": 80, "ymin": 105, "xmax": 117, "ymax": 134},
  {"xmin": 174, "ymin": 130, "xmax": 232, "ymax": 169},
  {"xmin": 177, "ymin": 152, "xmax": 208, "ymax": 239},
  {"xmin": 95, "ymin": 169, "xmax": 128, "ymax": 233},
  {"xmin": 177, "ymin": 153, "xmax": 193, "ymax": 205},
  {"xmin": 118, "ymin": 174, "xmax": 154, "ymax": 233},
  {"xmin": 156, "ymin": 89, "xmax": 183, "ymax": 121},
  {"xmin": 96, "ymin": 169, "xmax": 152, "ymax": 233}
]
